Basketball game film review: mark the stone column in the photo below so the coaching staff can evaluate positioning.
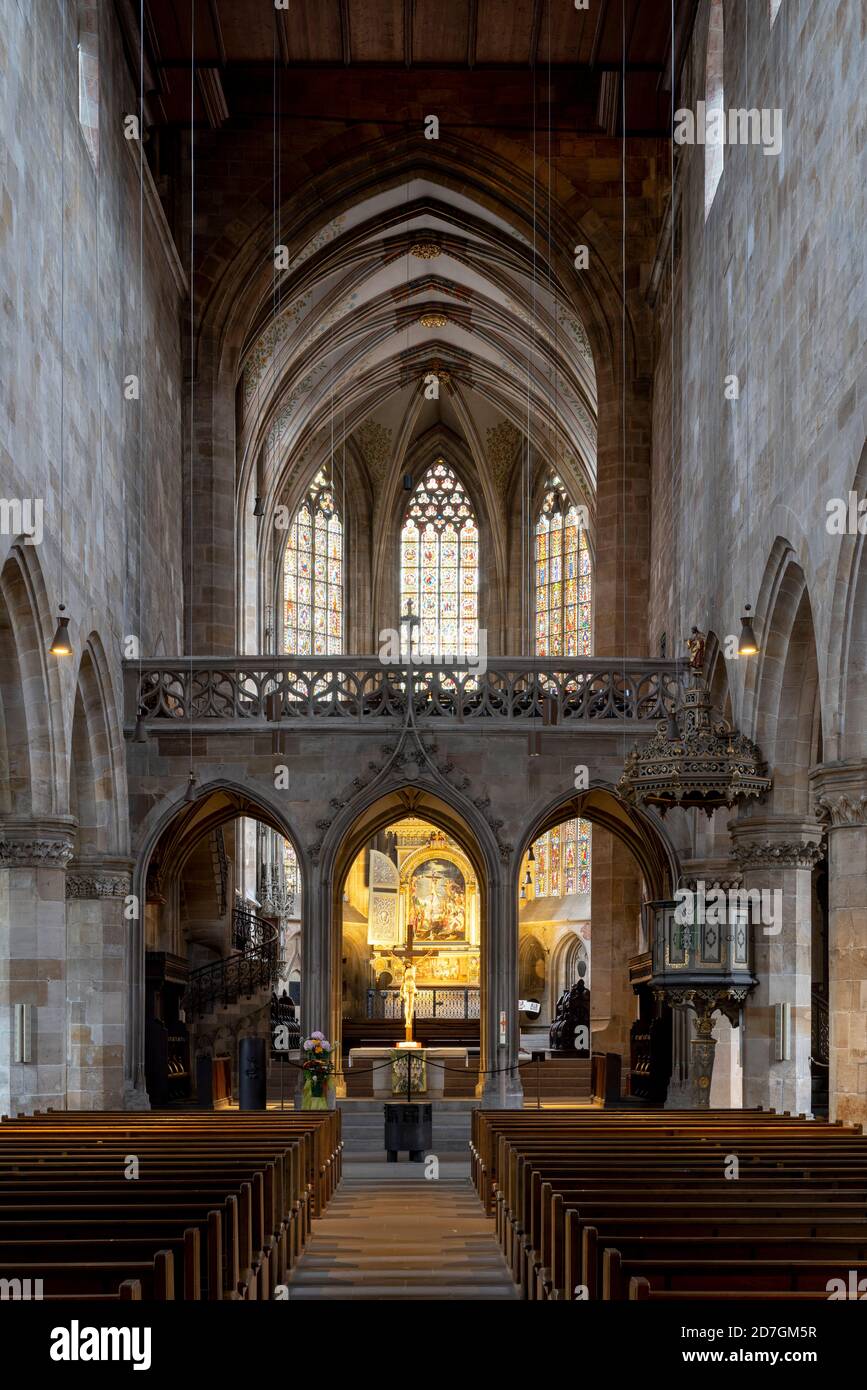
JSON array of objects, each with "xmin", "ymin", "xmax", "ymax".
[
  {"xmin": 481, "ymin": 859, "xmax": 523, "ymax": 1108},
  {"xmin": 589, "ymin": 830, "xmax": 641, "ymax": 1086},
  {"xmin": 0, "ymin": 820, "xmax": 75, "ymax": 1116},
  {"xmin": 301, "ymin": 860, "xmax": 331, "ymax": 1099},
  {"xmin": 65, "ymin": 860, "xmax": 132, "ymax": 1110},
  {"xmin": 709, "ymin": 1009, "xmax": 744, "ymax": 1108},
  {"xmin": 731, "ymin": 821, "xmax": 822, "ymax": 1116},
  {"xmin": 812, "ymin": 762, "xmax": 867, "ymax": 1127}
]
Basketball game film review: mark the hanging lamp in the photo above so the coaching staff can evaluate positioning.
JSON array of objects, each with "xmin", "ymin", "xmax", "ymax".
[
  {"xmin": 49, "ymin": 605, "xmax": 72, "ymax": 657},
  {"xmin": 737, "ymin": 604, "xmax": 759, "ymax": 657}
]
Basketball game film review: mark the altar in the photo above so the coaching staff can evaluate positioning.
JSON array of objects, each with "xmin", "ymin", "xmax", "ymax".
[{"xmin": 347, "ymin": 1046, "xmax": 470, "ymax": 1099}]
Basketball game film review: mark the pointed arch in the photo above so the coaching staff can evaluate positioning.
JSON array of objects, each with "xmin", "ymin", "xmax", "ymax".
[
  {"xmin": 752, "ymin": 548, "xmax": 822, "ymax": 815},
  {"xmin": 533, "ymin": 475, "xmax": 592, "ymax": 660},
  {"xmin": 0, "ymin": 545, "xmax": 66, "ymax": 818},
  {"xmin": 281, "ymin": 475, "xmax": 344, "ymax": 656},
  {"xmin": 399, "ymin": 457, "xmax": 479, "ymax": 660},
  {"xmin": 70, "ymin": 636, "xmax": 125, "ymax": 857}
]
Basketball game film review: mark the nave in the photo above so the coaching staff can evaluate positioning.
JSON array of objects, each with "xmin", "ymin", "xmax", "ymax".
[
  {"xmin": 283, "ymin": 1161, "xmax": 517, "ymax": 1301},
  {"xmin": 1, "ymin": 1104, "xmax": 866, "ymax": 1305}
]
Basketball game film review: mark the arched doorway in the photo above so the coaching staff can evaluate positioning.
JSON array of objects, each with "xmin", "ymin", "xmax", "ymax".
[
  {"xmin": 130, "ymin": 783, "xmax": 306, "ymax": 1108},
  {"xmin": 324, "ymin": 786, "xmax": 502, "ymax": 1100},
  {"xmin": 517, "ymin": 785, "xmax": 680, "ymax": 1101}
]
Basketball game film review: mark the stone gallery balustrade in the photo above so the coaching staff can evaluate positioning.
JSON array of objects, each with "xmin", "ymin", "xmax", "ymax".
[{"xmin": 124, "ymin": 656, "xmax": 686, "ymax": 732}]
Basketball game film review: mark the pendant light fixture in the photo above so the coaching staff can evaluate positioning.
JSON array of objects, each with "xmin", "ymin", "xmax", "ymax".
[
  {"xmin": 737, "ymin": 603, "xmax": 759, "ymax": 657},
  {"xmin": 133, "ymin": 705, "xmax": 149, "ymax": 743},
  {"xmin": 253, "ymin": 495, "xmax": 265, "ymax": 517},
  {"xmin": 184, "ymin": 3, "xmax": 197, "ymax": 802},
  {"xmin": 49, "ymin": 605, "xmax": 72, "ymax": 657}
]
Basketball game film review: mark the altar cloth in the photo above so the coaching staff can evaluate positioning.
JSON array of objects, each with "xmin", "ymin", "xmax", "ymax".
[{"xmin": 347, "ymin": 1046, "xmax": 469, "ymax": 1098}]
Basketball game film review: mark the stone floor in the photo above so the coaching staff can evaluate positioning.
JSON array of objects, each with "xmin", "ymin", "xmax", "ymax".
[{"xmin": 283, "ymin": 1157, "xmax": 519, "ymax": 1300}]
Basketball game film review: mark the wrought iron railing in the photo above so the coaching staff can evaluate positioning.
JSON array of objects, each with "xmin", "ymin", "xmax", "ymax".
[
  {"xmin": 232, "ymin": 901, "xmax": 271, "ymax": 955},
  {"xmin": 125, "ymin": 655, "xmax": 685, "ymax": 732},
  {"xmin": 185, "ymin": 906, "xmax": 280, "ymax": 1019},
  {"xmin": 270, "ymin": 993, "xmax": 301, "ymax": 1054},
  {"xmin": 367, "ymin": 986, "xmax": 480, "ymax": 1020}
]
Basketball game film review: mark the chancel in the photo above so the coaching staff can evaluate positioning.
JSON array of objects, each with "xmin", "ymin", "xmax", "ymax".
[{"xmin": 1, "ymin": 0, "xmax": 865, "ymax": 1328}]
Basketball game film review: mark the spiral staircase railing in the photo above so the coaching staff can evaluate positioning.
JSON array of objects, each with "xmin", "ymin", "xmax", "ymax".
[{"xmin": 185, "ymin": 903, "xmax": 282, "ymax": 1018}]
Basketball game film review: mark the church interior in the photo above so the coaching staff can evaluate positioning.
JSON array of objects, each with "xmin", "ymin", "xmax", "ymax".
[{"xmin": 1, "ymin": 0, "xmax": 866, "ymax": 1339}]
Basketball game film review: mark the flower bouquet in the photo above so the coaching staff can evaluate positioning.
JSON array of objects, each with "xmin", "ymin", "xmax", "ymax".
[{"xmin": 300, "ymin": 1031, "xmax": 334, "ymax": 1110}]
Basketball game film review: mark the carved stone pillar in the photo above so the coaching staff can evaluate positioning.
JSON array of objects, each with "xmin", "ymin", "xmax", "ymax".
[
  {"xmin": 812, "ymin": 761, "xmax": 867, "ymax": 1127},
  {"xmin": 0, "ymin": 820, "xmax": 75, "ymax": 1116},
  {"xmin": 481, "ymin": 858, "xmax": 523, "ymax": 1108},
  {"xmin": 589, "ymin": 830, "xmax": 641, "ymax": 1086},
  {"xmin": 65, "ymin": 860, "xmax": 133, "ymax": 1110},
  {"xmin": 731, "ymin": 820, "xmax": 823, "ymax": 1116}
]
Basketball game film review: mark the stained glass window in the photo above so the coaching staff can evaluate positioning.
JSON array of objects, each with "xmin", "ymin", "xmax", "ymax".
[
  {"xmin": 534, "ymin": 481, "xmax": 591, "ymax": 658},
  {"xmin": 283, "ymin": 486, "xmax": 343, "ymax": 655},
  {"xmin": 400, "ymin": 459, "xmax": 479, "ymax": 660},
  {"xmin": 531, "ymin": 819, "xmax": 591, "ymax": 897},
  {"xmin": 530, "ymin": 479, "xmax": 591, "ymax": 896}
]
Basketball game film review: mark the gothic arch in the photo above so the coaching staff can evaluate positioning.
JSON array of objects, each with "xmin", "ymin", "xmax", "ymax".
[
  {"xmin": 320, "ymin": 777, "xmax": 507, "ymax": 1089},
  {"xmin": 518, "ymin": 782, "xmax": 680, "ymax": 902},
  {"xmin": 126, "ymin": 777, "xmax": 309, "ymax": 1102},
  {"xmin": 0, "ymin": 544, "xmax": 67, "ymax": 818},
  {"xmin": 751, "ymin": 546, "xmax": 822, "ymax": 816},
  {"xmin": 69, "ymin": 634, "xmax": 126, "ymax": 858},
  {"xmin": 827, "ymin": 437, "xmax": 867, "ymax": 761}
]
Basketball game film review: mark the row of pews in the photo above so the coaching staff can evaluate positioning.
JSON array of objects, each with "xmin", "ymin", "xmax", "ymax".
[
  {"xmin": 471, "ymin": 1108, "xmax": 867, "ymax": 1301},
  {"xmin": 0, "ymin": 1109, "xmax": 341, "ymax": 1300}
]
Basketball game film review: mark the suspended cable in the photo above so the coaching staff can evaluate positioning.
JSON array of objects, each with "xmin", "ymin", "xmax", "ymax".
[
  {"xmin": 50, "ymin": 0, "xmax": 71, "ymax": 657},
  {"xmin": 185, "ymin": 0, "xmax": 196, "ymax": 801}
]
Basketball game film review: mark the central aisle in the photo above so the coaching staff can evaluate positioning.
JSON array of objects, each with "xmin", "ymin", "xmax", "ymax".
[{"xmin": 284, "ymin": 1160, "xmax": 519, "ymax": 1300}]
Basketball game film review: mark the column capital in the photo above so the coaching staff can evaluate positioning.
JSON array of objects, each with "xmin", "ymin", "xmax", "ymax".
[
  {"xmin": 0, "ymin": 817, "xmax": 76, "ymax": 868},
  {"xmin": 679, "ymin": 857, "xmax": 741, "ymax": 890},
  {"xmin": 66, "ymin": 857, "xmax": 135, "ymax": 900},
  {"xmin": 810, "ymin": 759, "xmax": 867, "ymax": 828},
  {"xmin": 728, "ymin": 817, "xmax": 824, "ymax": 870}
]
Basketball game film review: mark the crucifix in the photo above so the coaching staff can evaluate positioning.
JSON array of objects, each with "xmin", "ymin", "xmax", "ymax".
[
  {"xmin": 397, "ymin": 909, "xmax": 433, "ymax": 1044},
  {"xmin": 400, "ymin": 598, "xmax": 419, "ymax": 664}
]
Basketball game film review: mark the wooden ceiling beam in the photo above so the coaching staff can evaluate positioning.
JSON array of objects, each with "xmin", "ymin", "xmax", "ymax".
[
  {"xmin": 589, "ymin": 0, "xmax": 608, "ymax": 68},
  {"xmin": 467, "ymin": 0, "xmax": 478, "ymax": 69},
  {"xmin": 529, "ymin": 0, "xmax": 544, "ymax": 68},
  {"xmin": 404, "ymin": 0, "xmax": 413, "ymax": 68},
  {"xmin": 207, "ymin": 0, "xmax": 227, "ymax": 68},
  {"xmin": 339, "ymin": 0, "xmax": 352, "ymax": 65},
  {"xmin": 275, "ymin": 6, "xmax": 291, "ymax": 65}
]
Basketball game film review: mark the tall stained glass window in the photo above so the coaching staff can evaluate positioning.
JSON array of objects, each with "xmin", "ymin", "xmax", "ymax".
[
  {"xmin": 530, "ymin": 478, "xmax": 591, "ymax": 895},
  {"xmin": 534, "ymin": 479, "xmax": 591, "ymax": 658},
  {"xmin": 283, "ymin": 484, "xmax": 343, "ymax": 655},
  {"xmin": 400, "ymin": 459, "xmax": 479, "ymax": 659}
]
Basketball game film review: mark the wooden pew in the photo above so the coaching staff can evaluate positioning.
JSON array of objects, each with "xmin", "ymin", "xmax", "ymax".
[
  {"xmin": 0, "ymin": 1109, "xmax": 342, "ymax": 1300},
  {"xmin": 469, "ymin": 1109, "xmax": 867, "ymax": 1304}
]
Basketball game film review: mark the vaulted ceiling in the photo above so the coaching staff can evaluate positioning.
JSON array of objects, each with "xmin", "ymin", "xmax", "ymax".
[{"xmin": 238, "ymin": 177, "xmax": 598, "ymax": 531}]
